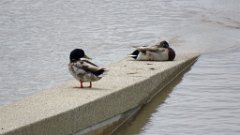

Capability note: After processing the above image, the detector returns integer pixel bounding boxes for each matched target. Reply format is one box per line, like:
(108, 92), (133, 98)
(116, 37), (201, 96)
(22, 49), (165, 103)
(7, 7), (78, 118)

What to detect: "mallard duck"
(68, 49), (105, 88)
(130, 40), (175, 61)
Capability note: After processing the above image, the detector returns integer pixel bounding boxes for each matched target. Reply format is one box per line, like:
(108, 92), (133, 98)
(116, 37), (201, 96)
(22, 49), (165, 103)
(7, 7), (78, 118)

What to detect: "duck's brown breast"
(168, 48), (176, 61)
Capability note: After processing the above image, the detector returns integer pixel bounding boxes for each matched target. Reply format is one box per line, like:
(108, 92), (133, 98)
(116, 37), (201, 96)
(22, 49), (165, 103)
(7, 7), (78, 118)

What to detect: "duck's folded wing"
(82, 59), (98, 67)
(80, 60), (102, 72)
(137, 46), (161, 52)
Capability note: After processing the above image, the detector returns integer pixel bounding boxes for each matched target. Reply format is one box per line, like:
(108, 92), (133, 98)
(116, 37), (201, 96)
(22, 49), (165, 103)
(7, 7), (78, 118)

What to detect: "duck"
(129, 40), (175, 61)
(68, 49), (106, 88)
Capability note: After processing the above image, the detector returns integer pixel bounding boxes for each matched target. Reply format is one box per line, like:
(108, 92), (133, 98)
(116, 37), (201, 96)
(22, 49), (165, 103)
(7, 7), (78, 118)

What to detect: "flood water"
(0, 0), (240, 134)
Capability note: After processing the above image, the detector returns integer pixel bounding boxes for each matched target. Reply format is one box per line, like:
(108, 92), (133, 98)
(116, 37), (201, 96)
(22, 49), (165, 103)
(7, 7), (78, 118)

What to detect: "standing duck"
(130, 40), (176, 61)
(68, 49), (106, 88)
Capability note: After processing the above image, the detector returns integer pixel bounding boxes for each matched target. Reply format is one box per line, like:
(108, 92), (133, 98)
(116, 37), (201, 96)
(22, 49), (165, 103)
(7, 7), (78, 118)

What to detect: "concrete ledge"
(0, 54), (199, 135)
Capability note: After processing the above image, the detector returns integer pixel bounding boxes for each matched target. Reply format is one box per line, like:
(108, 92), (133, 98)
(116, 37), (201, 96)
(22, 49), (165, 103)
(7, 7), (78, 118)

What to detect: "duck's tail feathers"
(128, 54), (137, 59)
(92, 68), (107, 76)
(129, 50), (139, 59)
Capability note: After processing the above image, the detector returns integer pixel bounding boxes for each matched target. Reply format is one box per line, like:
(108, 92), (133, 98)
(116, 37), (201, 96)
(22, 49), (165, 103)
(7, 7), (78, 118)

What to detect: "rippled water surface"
(0, 0), (240, 134)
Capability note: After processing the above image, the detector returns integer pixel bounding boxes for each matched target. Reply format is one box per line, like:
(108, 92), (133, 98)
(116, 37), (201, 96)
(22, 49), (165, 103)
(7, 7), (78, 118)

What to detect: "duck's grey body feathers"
(69, 60), (102, 82)
(136, 46), (169, 61)
(130, 40), (175, 61)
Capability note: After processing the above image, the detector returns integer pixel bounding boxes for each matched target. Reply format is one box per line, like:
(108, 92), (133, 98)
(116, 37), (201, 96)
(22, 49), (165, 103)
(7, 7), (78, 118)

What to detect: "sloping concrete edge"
(0, 54), (199, 135)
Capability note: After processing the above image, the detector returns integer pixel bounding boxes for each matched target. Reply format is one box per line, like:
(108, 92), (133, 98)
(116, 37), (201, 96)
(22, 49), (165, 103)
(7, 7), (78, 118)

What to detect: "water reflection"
(114, 64), (195, 135)
(136, 49), (240, 135)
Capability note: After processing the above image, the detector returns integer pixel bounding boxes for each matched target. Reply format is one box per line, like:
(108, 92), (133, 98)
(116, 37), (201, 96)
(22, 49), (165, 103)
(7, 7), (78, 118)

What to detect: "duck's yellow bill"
(83, 54), (92, 60)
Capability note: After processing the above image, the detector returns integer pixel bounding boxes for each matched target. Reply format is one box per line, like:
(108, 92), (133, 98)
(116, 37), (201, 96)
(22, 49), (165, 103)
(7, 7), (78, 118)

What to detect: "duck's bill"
(83, 54), (92, 60)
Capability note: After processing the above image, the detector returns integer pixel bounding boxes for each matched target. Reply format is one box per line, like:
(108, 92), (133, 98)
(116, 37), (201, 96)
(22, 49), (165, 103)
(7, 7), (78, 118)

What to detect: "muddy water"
(0, 0), (240, 134)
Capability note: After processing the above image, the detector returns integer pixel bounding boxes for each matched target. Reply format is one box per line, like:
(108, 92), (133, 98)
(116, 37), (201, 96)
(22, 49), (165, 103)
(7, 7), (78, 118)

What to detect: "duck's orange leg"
(80, 81), (84, 88)
(89, 81), (92, 88)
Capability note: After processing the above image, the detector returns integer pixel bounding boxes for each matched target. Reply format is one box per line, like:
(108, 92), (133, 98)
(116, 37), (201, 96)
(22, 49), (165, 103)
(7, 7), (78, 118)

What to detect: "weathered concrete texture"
(0, 54), (199, 135)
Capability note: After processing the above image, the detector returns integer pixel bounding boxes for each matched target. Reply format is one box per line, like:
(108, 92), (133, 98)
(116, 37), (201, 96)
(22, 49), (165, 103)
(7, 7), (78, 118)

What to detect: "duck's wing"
(81, 59), (99, 67)
(80, 60), (102, 72)
(137, 46), (164, 53)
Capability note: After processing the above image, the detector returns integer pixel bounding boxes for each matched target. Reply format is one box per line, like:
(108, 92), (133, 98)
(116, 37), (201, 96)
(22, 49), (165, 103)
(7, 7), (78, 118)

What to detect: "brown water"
(0, 0), (240, 134)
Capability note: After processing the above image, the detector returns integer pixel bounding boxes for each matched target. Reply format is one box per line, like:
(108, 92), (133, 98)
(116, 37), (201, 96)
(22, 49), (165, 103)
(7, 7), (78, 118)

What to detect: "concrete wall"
(0, 54), (199, 135)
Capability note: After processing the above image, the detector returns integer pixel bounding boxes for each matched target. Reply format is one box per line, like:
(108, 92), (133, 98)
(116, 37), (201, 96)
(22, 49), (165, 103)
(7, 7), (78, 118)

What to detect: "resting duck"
(68, 49), (106, 88)
(130, 40), (175, 61)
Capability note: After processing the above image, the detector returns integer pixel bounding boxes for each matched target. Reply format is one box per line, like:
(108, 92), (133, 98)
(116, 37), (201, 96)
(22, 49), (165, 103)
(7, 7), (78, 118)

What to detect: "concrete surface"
(0, 54), (199, 135)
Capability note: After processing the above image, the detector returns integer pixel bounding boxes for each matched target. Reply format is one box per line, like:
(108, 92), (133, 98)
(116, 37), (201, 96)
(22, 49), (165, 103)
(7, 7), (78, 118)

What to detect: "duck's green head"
(70, 48), (91, 62)
(159, 40), (169, 48)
